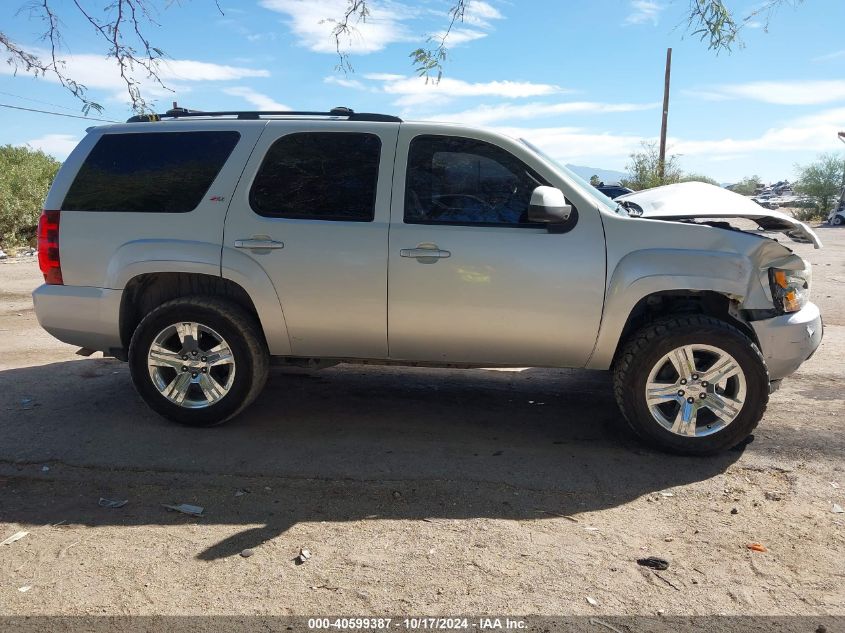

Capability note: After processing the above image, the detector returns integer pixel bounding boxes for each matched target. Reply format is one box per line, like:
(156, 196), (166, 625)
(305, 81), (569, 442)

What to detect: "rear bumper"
(32, 284), (123, 353)
(751, 302), (823, 380)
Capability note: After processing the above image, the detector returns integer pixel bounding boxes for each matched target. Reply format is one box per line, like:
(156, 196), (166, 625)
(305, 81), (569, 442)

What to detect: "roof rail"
(126, 106), (401, 123)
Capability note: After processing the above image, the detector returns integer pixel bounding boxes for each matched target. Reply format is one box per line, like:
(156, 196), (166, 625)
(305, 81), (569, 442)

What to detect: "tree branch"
(686, 0), (802, 53)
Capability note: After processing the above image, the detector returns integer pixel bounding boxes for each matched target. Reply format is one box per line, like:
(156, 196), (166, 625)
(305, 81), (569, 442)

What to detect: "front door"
(387, 129), (606, 367)
(224, 121), (398, 358)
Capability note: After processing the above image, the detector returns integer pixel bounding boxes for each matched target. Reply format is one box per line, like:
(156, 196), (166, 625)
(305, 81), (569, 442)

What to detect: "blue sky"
(1, 0), (844, 182)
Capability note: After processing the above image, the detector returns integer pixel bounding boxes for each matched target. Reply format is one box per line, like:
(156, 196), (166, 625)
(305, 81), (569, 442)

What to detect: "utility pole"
(658, 48), (672, 183)
(838, 132), (845, 210)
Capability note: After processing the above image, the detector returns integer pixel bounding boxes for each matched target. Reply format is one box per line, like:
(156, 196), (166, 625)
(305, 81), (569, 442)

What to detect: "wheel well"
(119, 273), (261, 354)
(612, 291), (758, 366)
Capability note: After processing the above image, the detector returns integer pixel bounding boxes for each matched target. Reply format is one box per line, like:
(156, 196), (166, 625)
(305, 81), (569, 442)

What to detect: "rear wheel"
(613, 315), (769, 455)
(129, 296), (269, 426)
(832, 215), (843, 226)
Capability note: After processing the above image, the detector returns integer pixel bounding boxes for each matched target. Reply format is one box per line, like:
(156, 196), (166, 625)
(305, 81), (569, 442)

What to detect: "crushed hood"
(617, 182), (822, 249)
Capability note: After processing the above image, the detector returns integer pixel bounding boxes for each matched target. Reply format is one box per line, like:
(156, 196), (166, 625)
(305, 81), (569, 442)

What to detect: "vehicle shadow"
(0, 358), (755, 560)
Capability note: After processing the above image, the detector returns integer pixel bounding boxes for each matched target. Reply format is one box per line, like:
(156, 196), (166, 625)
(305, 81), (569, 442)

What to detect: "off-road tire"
(129, 296), (269, 427)
(613, 315), (769, 455)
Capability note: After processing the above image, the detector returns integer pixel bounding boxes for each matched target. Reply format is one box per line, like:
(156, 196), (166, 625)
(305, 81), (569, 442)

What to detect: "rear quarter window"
(62, 131), (240, 213)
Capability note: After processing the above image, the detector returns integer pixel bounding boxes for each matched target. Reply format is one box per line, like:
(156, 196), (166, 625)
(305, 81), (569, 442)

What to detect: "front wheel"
(613, 315), (769, 455)
(832, 215), (844, 226)
(129, 296), (269, 427)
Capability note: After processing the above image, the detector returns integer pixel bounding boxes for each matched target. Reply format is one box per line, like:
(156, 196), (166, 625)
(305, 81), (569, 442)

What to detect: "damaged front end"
(617, 182), (822, 248)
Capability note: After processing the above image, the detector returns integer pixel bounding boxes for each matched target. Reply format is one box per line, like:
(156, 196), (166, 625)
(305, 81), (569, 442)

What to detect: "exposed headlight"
(769, 267), (811, 313)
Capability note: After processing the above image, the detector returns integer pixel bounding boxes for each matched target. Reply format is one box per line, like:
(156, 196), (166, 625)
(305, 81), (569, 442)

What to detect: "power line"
(0, 90), (85, 114)
(0, 102), (119, 123)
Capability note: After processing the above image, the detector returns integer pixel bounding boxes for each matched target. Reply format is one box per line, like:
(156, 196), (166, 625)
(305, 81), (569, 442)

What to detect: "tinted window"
(250, 132), (381, 221)
(63, 131), (240, 213)
(405, 135), (546, 226)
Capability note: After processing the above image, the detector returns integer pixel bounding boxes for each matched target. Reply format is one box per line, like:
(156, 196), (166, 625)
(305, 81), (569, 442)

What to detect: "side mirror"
(528, 186), (572, 225)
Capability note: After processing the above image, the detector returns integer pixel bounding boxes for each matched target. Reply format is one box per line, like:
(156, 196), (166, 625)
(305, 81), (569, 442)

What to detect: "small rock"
(392, 490), (402, 499)
(637, 556), (669, 570)
(41, 465), (49, 472)
(240, 548), (254, 558)
(98, 498), (128, 509)
(747, 542), (767, 552)
(18, 586), (31, 593)
(162, 503), (203, 516)
(586, 596), (598, 606)
(295, 547), (312, 565)
(816, 625), (827, 633)
(664, 537), (674, 542)
(234, 488), (249, 497)
(765, 491), (784, 501)
(730, 508), (738, 515)
(657, 609), (665, 616)
(832, 504), (844, 514)
(1, 531), (29, 546)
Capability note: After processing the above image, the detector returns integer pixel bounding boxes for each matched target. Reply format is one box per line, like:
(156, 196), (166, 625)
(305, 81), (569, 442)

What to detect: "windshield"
(520, 138), (624, 215)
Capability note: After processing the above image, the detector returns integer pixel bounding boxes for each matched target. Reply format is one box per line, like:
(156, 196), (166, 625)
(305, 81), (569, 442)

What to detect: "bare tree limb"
(1, 0), (227, 113)
(322, 0), (370, 74)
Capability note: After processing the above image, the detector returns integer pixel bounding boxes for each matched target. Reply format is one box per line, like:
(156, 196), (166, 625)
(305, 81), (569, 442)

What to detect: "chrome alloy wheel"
(644, 344), (747, 438)
(147, 322), (236, 409)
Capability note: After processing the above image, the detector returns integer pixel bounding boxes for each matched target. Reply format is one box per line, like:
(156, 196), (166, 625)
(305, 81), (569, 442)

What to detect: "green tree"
(794, 153), (845, 215)
(729, 176), (761, 196)
(620, 141), (683, 190)
(680, 173), (720, 186)
(589, 175), (601, 186)
(0, 145), (61, 248)
(0, 0), (806, 113)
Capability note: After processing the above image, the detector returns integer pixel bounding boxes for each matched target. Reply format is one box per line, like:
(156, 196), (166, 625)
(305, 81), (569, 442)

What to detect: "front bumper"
(32, 284), (123, 353)
(751, 301), (823, 380)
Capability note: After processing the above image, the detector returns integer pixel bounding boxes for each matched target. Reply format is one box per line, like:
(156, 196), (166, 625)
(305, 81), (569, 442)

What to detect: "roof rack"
(126, 106), (401, 123)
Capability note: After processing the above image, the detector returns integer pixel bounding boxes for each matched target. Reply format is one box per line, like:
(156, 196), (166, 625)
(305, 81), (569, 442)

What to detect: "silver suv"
(33, 107), (823, 454)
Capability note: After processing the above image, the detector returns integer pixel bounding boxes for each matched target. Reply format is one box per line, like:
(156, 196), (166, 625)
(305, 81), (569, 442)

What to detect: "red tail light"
(37, 210), (63, 285)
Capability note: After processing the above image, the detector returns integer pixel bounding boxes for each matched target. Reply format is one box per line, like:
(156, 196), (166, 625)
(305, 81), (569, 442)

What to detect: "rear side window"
(62, 131), (240, 213)
(249, 132), (381, 221)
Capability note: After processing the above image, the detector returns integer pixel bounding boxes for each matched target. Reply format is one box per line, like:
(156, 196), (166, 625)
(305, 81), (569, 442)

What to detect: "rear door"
(224, 121), (398, 358)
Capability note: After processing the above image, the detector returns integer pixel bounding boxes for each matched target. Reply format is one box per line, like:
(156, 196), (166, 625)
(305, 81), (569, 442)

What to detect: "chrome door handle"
(234, 238), (284, 250)
(400, 247), (451, 259)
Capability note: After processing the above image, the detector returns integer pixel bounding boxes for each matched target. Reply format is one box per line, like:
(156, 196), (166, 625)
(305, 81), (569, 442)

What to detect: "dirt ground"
(0, 225), (843, 620)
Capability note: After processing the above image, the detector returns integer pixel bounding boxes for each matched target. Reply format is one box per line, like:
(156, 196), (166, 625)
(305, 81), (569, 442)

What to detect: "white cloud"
(673, 107), (845, 155)
(473, 105), (845, 172)
(364, 73), (565, 107)
(431, 28), (488, 46)
(259, 0), (415, 54)
(431, 101), (659, 125)
(22, 134), (79, 160)
(462, 0), (503, 27)
(157, 59), (270, 82)
(260, 0), (502, 57)
(494, 126), (646, 167)
(323, 76), (368, 90)
(625, 1), (664, 25)
(0, 50), (269, 93)
(687, 80), (845, 106)
(222, 87), (291, 110)
(813, 49), (845, 63)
